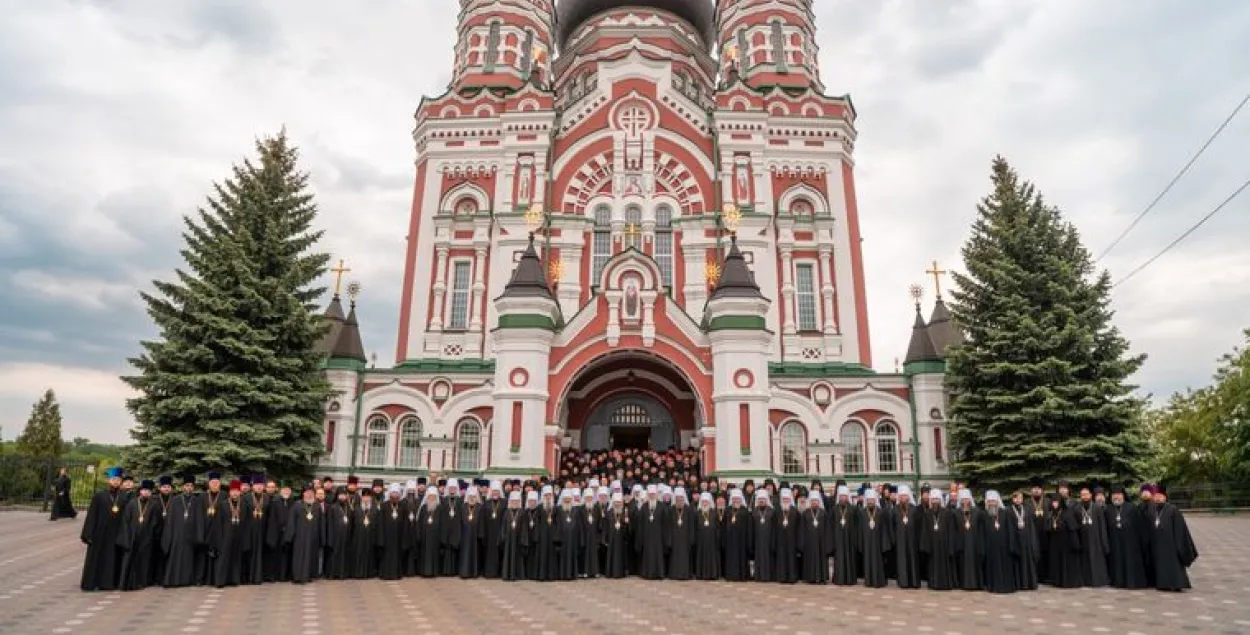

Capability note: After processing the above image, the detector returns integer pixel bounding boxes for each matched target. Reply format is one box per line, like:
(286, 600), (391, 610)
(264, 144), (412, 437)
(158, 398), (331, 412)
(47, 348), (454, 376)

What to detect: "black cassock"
(80, 488), (125, 591)
(694, 509), (721, 580)
(526, 507), (556, 581)
(350, 504), (381, 579)
(401, 499), (422, 576)
(982, 508), (1018, 593)
(751, 507), (776, 582)
(324, 502), (354, 580)
(1074, 502), (1110, 587)
(161, 493), (201, 587)
(377, 500), (407, 580)
(264, 496), (294, 582)
(195, 491), (225, 585)
(481, 498), (506, 578)
(458, 504), (487, 578)
(414, 504), (446, 577)
(241, 493), (268, 584)
(1051, 500), (1085, 588)
(51, 474), (77, 520)
(207, 497), (248, 588)
(857, 505), (893, 587)
(499, 507), (529, 581)
(830, 503), (859, 585)
(1104, 502), (1148, 589)
(116, 496), (160, 590)
(633, 504), (667, 580)
(773, 506), (800, 583)
(553, 506), (584, 580)
(920, 505), (958, 590)
(285, 501), (324, 584)
(721, 507), (751, 581)
(1009, 504), (1040, 590)
(664, 504), (695, 580)
(892, 503), (924, 588)
(798, 507), (831, 584)
(953, 506), (984, 591)
(152, 494), (173, 583)
(582, 503), (604, 577)
(1024, 497), (1049, 583)
(603, 507), (632, 579)
(440, 500), (464, 576)
(1150, 503), (1198, 591)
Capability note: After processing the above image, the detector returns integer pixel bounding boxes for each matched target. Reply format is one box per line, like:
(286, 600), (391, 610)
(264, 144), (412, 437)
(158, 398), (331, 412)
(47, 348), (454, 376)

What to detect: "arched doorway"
(583, 394), (675, 451)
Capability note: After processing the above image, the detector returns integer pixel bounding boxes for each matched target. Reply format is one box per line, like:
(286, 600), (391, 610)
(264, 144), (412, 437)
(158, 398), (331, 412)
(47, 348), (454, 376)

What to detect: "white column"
(780, 248), (796, 334)
(469, 246), (487, 331)
(820, 248), (836, 333)
(430, 246), (449, 331)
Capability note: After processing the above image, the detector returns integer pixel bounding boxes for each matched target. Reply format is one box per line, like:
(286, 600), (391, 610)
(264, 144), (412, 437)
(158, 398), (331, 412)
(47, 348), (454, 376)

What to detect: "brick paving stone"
(2, 511), (1249, 634)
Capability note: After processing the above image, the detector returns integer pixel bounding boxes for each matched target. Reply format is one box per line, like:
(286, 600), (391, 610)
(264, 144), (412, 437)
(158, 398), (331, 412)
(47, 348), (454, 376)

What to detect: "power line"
(1096, 91), (1250, 262)
(1112, 175), (1250, 289)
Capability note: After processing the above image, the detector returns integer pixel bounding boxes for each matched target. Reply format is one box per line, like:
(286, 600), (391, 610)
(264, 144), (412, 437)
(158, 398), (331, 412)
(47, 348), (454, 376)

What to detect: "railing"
(0, 456), (101, 512)
(1165, 482), (1250, 513)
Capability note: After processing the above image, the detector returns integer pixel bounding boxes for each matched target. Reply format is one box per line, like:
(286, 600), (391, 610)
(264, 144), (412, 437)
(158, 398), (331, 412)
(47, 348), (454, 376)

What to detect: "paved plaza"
(1, 512), (1248, 635)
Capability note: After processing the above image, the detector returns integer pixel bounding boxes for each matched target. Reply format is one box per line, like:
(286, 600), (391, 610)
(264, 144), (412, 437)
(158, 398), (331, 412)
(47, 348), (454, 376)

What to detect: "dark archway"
(563, 351), (699, 451)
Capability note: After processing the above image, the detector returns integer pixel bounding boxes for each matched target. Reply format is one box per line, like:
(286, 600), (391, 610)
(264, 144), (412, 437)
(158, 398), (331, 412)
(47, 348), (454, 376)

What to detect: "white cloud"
(9, 269), (136, 311)
(0, 362), (136, 444)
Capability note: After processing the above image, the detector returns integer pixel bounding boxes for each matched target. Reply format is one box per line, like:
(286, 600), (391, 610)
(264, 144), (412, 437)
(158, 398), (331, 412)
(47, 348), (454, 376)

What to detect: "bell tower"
(453, 0), (556, 91)
(716, 0), (821, 91)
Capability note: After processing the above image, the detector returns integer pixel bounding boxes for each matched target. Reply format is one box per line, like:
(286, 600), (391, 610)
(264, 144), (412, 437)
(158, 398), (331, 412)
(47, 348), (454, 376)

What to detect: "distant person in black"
(1149, 485), (1198, 591)
(80, 467), (126, 591)
(50, 467), (77, 520)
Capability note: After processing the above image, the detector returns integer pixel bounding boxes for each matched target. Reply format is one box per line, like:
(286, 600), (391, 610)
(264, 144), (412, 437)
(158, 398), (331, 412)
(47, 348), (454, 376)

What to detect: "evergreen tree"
(15, 389), (65, 459)
(123, 131), (332, 480)
(946, 157), (1147, 489)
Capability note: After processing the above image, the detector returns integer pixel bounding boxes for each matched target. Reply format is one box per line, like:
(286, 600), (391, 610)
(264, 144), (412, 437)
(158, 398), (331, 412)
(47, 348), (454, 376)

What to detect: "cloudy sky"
(1, 0), (1247, 444)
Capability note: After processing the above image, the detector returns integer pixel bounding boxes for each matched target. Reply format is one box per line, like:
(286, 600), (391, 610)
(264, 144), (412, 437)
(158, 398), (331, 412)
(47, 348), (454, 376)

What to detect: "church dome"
(555, 0), (716, 51)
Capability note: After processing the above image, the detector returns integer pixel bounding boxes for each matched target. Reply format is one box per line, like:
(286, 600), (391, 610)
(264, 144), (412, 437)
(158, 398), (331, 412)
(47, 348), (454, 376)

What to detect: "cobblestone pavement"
(2, 512), (1249, 635)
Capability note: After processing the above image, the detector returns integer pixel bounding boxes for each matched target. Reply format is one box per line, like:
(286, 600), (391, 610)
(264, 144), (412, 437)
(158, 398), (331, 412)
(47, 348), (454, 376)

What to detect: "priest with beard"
(240, 475), (268, 584)
(1009, 490), (1040, 590)
(161, 475), (201, 588)
(1149, 485), (1198, 591)
(892, 485), (924, 589)
(528, 486), (557, 581)
(80, 466), (126, 591)
(666, 487), (696, 580)
(151, 476), (175, 583)
(604, 492), (633, 579)
(263, 482), (294, 582)
(482, 481), (506, 578)
(721, 489), (752, 581)
(350, 489), (380, 579)
(750, 490), (776, 582)
(324, 489), (354, 580)
(773, 488), (800, 583)
(285, 485), (324, 584)
(196, 471), (225, 585)
(116, 479), (160, 591)
(414, 489), (446, 578)
(582, 485), (605, 578)
(402, 481), (422, 576)
(1105, 486), (1148, 589)
(798, 490), (831, 584)
(981, 490), (1018, 593)
(633, 485), (667, 580)
(552, 489), (584, 580)
(440, 480), (464, 576)
(920, 492), (957, 590)
(1022, 481), (1048, 584)
(1074, 486), (1110, 587)
(208, 479), (248, 588)
(693, 492), (721, 580)
(457, 488), (487, 578)
(953, 489), (984, 591)
(377, 484), (407, 581)
(500, 491), (529, 581)
(858, 489), (893, 587)
(830, 485), (859, 586)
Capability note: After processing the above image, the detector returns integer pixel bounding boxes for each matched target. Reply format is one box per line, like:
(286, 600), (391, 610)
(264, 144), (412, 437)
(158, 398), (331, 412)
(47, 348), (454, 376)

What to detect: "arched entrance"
(559, 351), (700, 452)
(583, 394), (675, 451)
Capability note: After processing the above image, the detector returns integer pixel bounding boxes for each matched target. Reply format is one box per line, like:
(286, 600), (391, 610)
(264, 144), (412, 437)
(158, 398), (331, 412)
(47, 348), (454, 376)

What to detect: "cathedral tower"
(453, 0), (556, 91)
(716, 0), (820, 91)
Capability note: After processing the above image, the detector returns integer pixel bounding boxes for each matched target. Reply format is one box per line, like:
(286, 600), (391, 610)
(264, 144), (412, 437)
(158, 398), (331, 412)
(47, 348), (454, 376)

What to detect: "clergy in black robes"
(378, 486), (408, 580)
(953, 490), (984, 591)
(582, 490), (605, 578)
(116, 480), (160, 591)
(264, 487), (294, 582)
(892, 485), (924, 589)
(529, 488), (558, 580)
(415, 490), (447, 577)
(285, 487), (325, 584)
(750, 490), (776, 582)
(830, 486), (859, 586)
(721, 489), (752, 581)
(482, 482), (507, 578)
(241, 483), (268, 584)
(350, 492), (381, 579)
(208, 480), (249, 588)
(458, 490), (487, 578)
(1009, 491), (1040, 591)
(80, 467), (126, 591)
(603, 494), (632, 578)
(633, 487), (667, 580)
(773, 489), (800, 583)
(552, 491), (584, 580)
(665, 488), (696, 580)
(500, 492), (529, 581)
(798, 491), (831, 584)
(152, 477), (175, 584)
(981, 491), (1018, 593)
(162, 480), (201, 588)
(920, 495), (957, 590)
(1074, 488), (1110, 587)
(693, 493), (721, 580)
(196, 474), (225, 586)
(1023, 485), (1049, 583)
(857, 490), (893, 587)
(440, 484), (465, 576)
(1048, 495), (1084, 588)
(402, 485), (423, 576)
(1149, 487), (1198, 591)
(324, 492), (354, 580)
(51, 468), (77, 520)
(1104, 486), (1148, 589)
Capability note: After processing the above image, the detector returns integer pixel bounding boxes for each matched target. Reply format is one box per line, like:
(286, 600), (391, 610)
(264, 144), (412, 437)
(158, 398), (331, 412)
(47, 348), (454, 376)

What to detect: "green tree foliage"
(15, 389), (64, 459)
(123, 131), (332, 481)
(946, 157), (1147, 490)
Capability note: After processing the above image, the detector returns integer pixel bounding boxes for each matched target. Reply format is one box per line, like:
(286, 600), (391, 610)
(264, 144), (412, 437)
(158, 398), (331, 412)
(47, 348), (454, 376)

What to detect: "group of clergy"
(78, 467), (1199, 595)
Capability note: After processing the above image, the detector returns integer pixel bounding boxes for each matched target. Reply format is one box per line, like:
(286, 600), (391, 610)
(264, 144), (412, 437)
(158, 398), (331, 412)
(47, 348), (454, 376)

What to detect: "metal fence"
(1165, 482), (1250, 513)
(0, 456), (101, 512)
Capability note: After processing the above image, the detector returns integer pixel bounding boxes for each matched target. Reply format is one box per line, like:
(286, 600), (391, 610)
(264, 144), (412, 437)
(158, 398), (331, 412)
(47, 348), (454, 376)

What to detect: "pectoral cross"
(331, 259), (351, 297)
(624, 223), (640, 249)
(925, 260), (947, 299)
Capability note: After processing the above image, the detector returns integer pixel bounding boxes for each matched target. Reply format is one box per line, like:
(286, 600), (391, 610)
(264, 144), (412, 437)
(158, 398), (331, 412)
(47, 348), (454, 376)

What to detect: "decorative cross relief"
(616, 104), (652, 171)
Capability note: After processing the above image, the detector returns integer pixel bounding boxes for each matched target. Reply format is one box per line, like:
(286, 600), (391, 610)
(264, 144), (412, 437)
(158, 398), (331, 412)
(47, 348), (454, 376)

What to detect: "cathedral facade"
(317, 0), (957, 485)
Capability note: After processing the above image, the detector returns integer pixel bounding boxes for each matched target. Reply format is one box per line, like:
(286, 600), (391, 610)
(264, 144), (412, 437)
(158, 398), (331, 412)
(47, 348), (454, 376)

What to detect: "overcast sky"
(1, 0), (1247, 444)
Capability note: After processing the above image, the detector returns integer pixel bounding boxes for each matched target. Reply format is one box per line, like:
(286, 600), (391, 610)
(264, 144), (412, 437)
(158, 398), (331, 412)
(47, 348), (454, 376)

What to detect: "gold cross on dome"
(925, 260), (947, 299)
(330, 259), (351, 297)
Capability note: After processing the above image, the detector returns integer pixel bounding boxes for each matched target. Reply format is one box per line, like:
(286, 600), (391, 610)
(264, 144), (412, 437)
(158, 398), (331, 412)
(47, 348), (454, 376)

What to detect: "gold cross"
(624, 223), (640, 247)
(925, 260), (947, 299)
(330, 259), (351, 297)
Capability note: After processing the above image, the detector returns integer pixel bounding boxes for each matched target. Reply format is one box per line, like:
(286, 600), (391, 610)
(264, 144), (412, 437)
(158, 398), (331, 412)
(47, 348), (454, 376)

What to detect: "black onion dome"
(556, 0), (716, 51)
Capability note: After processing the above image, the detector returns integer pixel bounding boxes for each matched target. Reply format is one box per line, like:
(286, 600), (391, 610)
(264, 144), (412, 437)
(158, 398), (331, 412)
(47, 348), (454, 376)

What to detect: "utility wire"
(1112, 175), (1250, 288)
(1096, 91), (1250, 262)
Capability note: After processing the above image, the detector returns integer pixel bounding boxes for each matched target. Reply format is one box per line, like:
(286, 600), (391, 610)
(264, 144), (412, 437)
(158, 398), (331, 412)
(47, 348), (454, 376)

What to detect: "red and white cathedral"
(316, 0), (958, 485)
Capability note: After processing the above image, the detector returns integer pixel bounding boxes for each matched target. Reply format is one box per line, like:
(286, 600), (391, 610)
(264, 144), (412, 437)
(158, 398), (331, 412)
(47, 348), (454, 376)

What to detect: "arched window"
(456, 419), (482, 472)
(365, 416), (389, 467)
(611, 402), (651, 426)
(841, 422), (866, 474)
(779, 422), (806, 475)
(875, 422), (899, 473)
(397, 416), (423, 468)
(655, 205), (674, 287)
(791, 199), (813, 217)
(592, 205), (611, 281)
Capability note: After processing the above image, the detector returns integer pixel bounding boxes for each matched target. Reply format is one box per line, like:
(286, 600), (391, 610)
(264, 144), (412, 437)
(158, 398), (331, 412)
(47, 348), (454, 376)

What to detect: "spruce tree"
(15, 389), (65, 459)
(946, 157), (1147, 490)
(123, 132), (333, 480)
